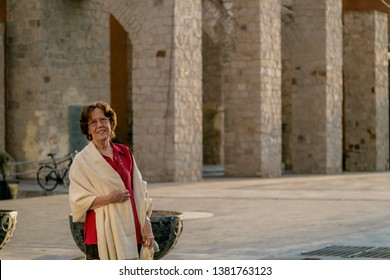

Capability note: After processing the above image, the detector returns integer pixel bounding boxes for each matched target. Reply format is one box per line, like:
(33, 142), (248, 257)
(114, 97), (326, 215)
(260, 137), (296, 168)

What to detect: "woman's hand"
(142, 219), (154, 248)
(109, 189), (130, 203)
(89, 189), (129, 210)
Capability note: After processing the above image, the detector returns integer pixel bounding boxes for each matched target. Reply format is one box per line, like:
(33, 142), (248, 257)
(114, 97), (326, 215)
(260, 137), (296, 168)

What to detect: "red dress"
(83, 143), (142, 245)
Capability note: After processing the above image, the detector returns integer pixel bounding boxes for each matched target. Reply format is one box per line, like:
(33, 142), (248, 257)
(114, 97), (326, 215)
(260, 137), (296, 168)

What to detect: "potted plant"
(0, 152), (11, 200)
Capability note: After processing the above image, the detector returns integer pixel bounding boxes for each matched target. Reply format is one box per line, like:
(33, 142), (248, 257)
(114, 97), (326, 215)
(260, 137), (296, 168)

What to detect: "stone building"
(0, 0), (389, 182)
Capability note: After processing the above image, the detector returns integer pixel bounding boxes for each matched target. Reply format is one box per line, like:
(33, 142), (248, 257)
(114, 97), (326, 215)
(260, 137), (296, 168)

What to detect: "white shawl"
(69, 141), (153, 260)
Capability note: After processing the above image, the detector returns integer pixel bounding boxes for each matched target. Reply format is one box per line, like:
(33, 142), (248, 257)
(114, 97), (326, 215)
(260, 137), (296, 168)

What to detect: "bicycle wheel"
(37, 165), (59, 191)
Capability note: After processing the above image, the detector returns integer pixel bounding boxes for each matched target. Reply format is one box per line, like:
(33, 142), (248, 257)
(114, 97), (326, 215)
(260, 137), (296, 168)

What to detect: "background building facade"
(0, 0), (389, 182)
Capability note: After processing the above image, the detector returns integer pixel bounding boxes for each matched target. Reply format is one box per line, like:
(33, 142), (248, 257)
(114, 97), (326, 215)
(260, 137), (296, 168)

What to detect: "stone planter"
(69, 210), (183, 260)
(0, 210), (18, 250)
(151, 210), (183, 260)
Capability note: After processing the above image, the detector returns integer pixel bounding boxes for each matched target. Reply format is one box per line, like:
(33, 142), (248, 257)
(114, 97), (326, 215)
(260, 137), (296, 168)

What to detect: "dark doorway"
(110, 15), (133, 147)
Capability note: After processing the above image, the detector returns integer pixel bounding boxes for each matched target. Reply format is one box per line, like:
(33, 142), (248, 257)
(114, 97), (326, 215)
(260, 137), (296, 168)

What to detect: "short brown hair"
(79, 101), (117, 141)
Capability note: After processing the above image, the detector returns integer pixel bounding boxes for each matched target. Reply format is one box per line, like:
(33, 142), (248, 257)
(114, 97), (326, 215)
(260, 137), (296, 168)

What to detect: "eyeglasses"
(88, 117), (110, 127)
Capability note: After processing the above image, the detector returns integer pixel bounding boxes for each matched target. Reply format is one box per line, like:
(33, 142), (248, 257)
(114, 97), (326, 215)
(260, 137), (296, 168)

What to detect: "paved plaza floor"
(1, 171), (390, 260)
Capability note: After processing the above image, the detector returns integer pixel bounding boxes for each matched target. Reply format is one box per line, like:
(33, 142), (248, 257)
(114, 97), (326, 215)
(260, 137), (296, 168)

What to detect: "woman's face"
(88, 108), (112, 143)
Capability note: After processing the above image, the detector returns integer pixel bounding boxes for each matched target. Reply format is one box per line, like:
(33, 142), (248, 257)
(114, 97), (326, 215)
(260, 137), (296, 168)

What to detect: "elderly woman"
(69, 101), (154, 260)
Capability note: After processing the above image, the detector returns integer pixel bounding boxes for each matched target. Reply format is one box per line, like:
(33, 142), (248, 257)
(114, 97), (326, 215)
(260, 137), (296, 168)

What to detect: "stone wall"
(343, 0), (390, 39)
(5, 0), (203, 182)
(108, 0), (179, 181)
(104, 0), (202, 182)
(6, 0), (110, 162)
(2, 0), (390, 182)
(343, 11), (389, 170)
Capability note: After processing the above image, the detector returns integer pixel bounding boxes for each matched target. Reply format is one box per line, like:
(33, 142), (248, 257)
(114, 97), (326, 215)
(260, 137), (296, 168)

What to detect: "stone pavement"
(1, 171), (390, 260)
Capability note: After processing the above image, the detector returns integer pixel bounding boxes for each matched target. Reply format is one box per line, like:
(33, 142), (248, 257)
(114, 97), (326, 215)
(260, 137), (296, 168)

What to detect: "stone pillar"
(291, 0), (343, 173)
(343, 11), (389, 171)
(0, 23), (4, 152)
(223, 0), (282, 177)
(172, 0), (202, 181)
(132, 0), (202, 182)
(281, 7), (295, 171)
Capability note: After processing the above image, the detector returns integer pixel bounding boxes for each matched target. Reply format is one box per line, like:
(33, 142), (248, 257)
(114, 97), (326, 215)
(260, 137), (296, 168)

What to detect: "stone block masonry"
(343, 11), (389, 171)
(0, 23), (4, 152)
(2, 0), (390, 182)
(5, 0), (203, 182)
(127, 0), (203, 182)
(291, 0), (343, 174)
(6, 0), (110, 163)
(223, 0), (282, 177)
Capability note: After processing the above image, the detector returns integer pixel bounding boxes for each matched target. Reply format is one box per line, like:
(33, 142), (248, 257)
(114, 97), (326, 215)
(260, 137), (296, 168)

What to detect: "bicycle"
(36, 152), (76, 191)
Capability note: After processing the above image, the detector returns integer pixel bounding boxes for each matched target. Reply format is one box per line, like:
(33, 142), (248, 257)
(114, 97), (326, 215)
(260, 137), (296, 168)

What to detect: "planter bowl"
(69, 210), (183, 260)
(150, 210), (183, 259)
(0, 210), (18, 250)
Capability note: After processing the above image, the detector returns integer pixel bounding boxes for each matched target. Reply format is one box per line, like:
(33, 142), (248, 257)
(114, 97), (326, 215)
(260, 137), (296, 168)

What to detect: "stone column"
(291, 0), (343, 173)
(132, 0), (203, 182)
(0, 23), (4, 152)
(223, 0), (282, 177)
(343, 11), (389, 171)
(172, 0), (203, 181)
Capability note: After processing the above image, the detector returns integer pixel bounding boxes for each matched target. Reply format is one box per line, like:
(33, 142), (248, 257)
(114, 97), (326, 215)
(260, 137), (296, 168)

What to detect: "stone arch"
(202, 0), (237, 60)
(98, 0), (165, 150)
(96, 0), (204, 182)
(102, 0), (238, 177)
(96, 0), (177, 180)
(201, 0), (237, 169)
(97, 0), (155, 46)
